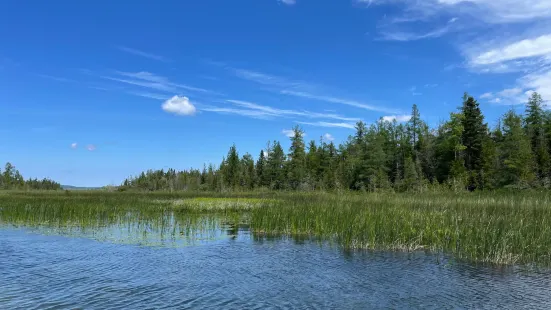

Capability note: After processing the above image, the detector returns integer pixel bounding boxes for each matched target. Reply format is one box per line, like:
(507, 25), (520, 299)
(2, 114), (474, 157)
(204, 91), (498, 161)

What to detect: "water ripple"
(1, 225), (551, 309)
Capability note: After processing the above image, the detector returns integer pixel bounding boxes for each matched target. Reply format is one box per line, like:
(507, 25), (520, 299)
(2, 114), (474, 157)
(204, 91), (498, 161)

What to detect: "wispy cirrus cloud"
(201, 99), (360, 122)
(221, 65), (400, 114)
(362, 1), (551, 104)
(470, 34), (551, 102)
(35, 73), (76, 83)
(362, 0), (551, 45)
(117, 46), (168, 62)
(469, 34), (551, 66)
(361, 0), (551, 25)
(296, 121), (356, 129)
(280, 90), (399, 114)
(102, 71), (211, 95)
(130, 92), (170, 100)
(279, 0), (296, 5)
(378, 23), (456, 41)
(233, 68), (306, 90)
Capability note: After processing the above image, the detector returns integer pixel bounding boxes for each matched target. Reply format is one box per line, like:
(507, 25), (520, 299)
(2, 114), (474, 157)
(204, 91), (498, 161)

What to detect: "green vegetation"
(119, 92), (551, 193)
(0, 162), (61, 190)
(2, 190), (551, 266)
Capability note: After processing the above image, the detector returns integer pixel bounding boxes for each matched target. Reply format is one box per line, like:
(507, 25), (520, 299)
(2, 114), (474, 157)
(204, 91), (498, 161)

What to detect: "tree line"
(0, 162), (62, 190)
(121, 92), (551, 192)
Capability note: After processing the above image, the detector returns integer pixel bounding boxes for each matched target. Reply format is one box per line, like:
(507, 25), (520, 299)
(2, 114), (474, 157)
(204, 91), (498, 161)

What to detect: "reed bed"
(1, 190), (551, 265)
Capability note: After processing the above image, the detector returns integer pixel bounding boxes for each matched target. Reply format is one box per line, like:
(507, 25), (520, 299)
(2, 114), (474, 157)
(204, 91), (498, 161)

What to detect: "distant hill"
(61, 185), (102, 190)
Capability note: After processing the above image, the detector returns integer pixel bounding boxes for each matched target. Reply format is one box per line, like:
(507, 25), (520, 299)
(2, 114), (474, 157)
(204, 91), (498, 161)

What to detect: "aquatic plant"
(2, 190), (551, 265)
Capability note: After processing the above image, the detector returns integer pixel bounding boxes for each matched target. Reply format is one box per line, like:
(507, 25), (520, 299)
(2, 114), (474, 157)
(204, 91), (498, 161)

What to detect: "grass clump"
(250, 192), (551, 265)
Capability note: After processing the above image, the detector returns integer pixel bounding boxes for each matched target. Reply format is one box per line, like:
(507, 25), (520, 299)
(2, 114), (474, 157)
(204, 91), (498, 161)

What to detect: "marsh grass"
(2, 190), (551, 265)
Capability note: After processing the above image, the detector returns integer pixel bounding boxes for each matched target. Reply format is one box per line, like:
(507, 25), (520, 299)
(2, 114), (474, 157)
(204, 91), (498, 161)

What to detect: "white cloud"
(117, 46), (168, 62)
(233, 68), (304, 89)
(225, 99), (359, 121)
(471, 34), (551, 66)
(162, 96), (197, 116)
(227, 67), (400, 114)
(382, 115), (412, 122)
(425, 83), (439, 88)
(379, 24), (453, 41)
(323, 133), (335, 141)
(282, 129), (295, 137)
(480, 92), (494, 99)
(521, 68), (551, 100)
(104, 71), (210, 94)
(202, 99), (359, 122)
(87, 144), (96, 151)
(297, 121), (356, 129)
(200, 107), (273, 119)
(281, 90), (399, 114)
(497, 87), (523, 97)
(365, 0), (551, 24)
(70, 143), (77, 149)
(279, 0), (296, 5)
(364, 0), (551, 48)
(129, 92), (169, 100)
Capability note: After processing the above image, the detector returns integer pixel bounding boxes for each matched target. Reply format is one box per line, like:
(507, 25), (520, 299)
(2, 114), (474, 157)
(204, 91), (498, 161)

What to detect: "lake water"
(1, 216), (551, 309)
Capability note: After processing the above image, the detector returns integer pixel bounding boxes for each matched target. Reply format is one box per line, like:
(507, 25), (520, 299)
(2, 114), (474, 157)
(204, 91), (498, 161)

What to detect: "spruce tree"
(267, 141), (286, 189)
(499, 110), (535, 187)
(306, 140), (320, 188)
(224, 144), (240, 189)
(256, 149), (266, 188)
(525, 92), (550, 180)
(461, 94), (487, 189)
(287, 126), (307, 189)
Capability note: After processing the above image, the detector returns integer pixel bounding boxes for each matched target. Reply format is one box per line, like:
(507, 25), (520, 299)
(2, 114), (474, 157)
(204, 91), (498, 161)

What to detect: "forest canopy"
(121, 92), (551, 192)
(0, 162), (62, 190)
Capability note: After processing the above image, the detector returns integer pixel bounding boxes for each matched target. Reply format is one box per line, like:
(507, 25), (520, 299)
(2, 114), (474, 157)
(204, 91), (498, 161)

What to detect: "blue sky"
(1, 0), (551, 186)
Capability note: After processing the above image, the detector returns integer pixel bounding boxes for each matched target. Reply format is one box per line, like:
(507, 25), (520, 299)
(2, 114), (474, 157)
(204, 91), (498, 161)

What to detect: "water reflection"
(2, 207), (551, 308)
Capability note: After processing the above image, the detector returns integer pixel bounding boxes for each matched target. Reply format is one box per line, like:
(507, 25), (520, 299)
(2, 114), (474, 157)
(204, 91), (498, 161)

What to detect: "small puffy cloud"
(87, 144), (96, 151)
(382, 115), (411, 122)
(323, 133), (335, 141)
(162, 96), (196, 116)
(70, 143), (78, 149)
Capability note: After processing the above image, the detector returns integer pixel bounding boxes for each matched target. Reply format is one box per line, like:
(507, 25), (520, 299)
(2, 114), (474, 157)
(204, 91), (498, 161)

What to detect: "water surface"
(1, 215), (551, 309)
